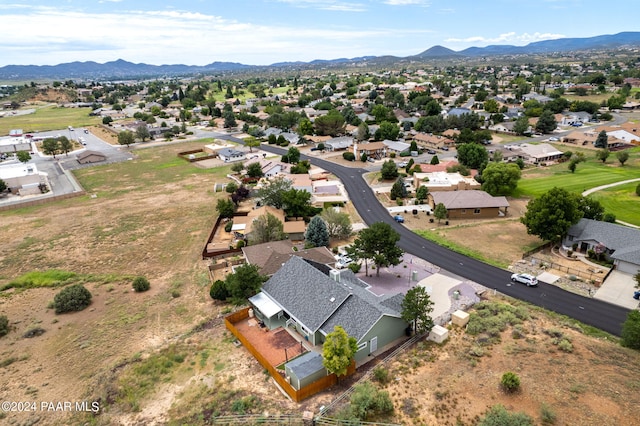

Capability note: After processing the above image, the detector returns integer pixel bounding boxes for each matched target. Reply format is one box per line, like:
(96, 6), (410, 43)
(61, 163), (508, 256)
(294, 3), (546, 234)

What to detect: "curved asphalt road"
(221, 135), (630, 336)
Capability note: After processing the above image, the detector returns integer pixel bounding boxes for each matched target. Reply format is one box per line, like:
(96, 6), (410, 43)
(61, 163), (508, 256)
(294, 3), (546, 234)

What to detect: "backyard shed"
(284, 351), (327, 390)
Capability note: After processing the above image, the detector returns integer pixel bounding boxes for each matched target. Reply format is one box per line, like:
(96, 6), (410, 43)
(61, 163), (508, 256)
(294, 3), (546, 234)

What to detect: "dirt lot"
(0, 142), (638, 425)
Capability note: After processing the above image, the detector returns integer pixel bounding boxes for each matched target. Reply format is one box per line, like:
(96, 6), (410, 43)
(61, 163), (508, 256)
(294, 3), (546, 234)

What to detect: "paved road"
(229, 137), (631, 336)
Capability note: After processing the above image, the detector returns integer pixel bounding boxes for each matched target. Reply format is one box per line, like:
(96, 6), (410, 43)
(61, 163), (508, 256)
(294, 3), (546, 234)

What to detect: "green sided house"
(248, 256), (408, 365)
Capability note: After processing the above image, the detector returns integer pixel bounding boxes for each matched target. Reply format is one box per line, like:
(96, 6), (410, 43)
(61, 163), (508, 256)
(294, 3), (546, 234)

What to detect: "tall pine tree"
(305, 216), (330, 247)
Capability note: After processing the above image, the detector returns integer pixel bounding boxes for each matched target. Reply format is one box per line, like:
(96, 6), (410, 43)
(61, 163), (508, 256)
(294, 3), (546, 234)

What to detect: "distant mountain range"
(1, 32), (639, 81)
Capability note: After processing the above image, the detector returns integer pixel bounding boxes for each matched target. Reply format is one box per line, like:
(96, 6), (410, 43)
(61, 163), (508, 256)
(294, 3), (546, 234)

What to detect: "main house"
(248, 256), (408, 364)
(563, 219), (640, 275)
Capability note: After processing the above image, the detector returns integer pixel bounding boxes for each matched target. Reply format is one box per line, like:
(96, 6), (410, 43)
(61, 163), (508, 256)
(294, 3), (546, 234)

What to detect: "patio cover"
(249, 292), (282, 318)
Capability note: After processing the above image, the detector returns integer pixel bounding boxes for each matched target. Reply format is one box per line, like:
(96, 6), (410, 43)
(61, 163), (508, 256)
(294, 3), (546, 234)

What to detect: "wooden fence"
(177, 149), (217, 163)
(225, 307), (354, 402)
(527, 255), (608, 282)
(202, 214), (244, 259)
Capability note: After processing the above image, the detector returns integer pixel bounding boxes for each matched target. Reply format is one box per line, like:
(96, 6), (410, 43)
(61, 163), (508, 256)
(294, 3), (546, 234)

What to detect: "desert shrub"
(224, 221), (234, 232)
(540, 403), (557, 425)
(236, 240), (245, 249)
(132, 276), (150, 292)
(556, 338), (574, 353)
(210, 280), (229, 301)
(348, 262), (361, 273)
(500, 372), (521, 393)
(342, 152), (356, 161)
(372, 366), (390, 385)
(478, 405), (533, 426)
(53, 284), (92, 314)
(350, 381), (394, 420)
(0, 315), (9, 337)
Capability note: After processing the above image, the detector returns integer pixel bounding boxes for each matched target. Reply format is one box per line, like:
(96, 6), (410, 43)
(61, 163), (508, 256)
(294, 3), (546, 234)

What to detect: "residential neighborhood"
(1, 22), (640, 426)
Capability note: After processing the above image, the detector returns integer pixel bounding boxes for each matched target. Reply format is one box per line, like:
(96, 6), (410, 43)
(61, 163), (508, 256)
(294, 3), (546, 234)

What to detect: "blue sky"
(0, 0), (637, 67)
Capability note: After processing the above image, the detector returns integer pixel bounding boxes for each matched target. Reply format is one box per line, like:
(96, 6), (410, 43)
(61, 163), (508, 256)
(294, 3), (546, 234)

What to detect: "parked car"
(441, 146), (449, 151)
(393, 215), (405, 223)
(426, 149), (436, 155)
(511, 273), (538, 287)
(398, 161), (408, 168)
(367, 157), (375, 163)
(83, 129), (89, 134)
(548, 137), (559, 141)
(336, 255), (353, 269)
(634, 290), (640, 300)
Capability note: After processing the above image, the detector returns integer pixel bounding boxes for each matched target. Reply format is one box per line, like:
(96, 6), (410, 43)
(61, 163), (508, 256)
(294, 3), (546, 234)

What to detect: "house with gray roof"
(217, 147), (246, 163)
(563, 219), (640, 275)
(325, 136), (353, 151)
(249, 256), (408, 364)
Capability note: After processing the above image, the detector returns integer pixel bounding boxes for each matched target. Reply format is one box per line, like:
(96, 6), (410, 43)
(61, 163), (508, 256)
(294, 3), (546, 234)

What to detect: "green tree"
(314, 110), (345, 136)
(102, 116), (113, 125)
(322, 325), (358, 379)
(245, 136), (260, 153)
(477, 405), (534, 426)
(577, 196), (605, 221)
(305, 216), (329, 247)
(53, 284), (92, 314)
(416, 185), (429, 204)
(225, 86), (234, 99)
(216, 198), (236, 218)
(483, 98), (499, 113)
(132, 276), (150, 292)
(621, 310), (640, 350)
(255, 176), (292, 210)
(594, 130), (608, 149)
(298, 118), (314, 136)
(246, 162), (264, 178)
(223, 110), (237, 128)
(374, 121), (400, 141)
(58, 136), (73, 156)
(390, 178), (407, 200)
(430, 155), (439, 165)
(596, 149), (610, 163)
(380, 159), (399, 180)
(224, 264), (267, 304)
(513, 116), (531, 135)
(320, 208), (352, 239)
(42, 137), (60, 158)
(401, 286), (434, 334)
(356, 122), (370, 141)
(520, 187), (582, 243)
(434, 203), (447, 223)
(225, 182), (239, 194)
(281, 188), (315, 217)
(283, 146), (300, 164)
(249, 212), (286, 245)
(616, 151), (630, 166)
(16, 151), (31, 163)
(118, 130), (135, 147)
(0, 178), (6, 193)
(209, 279), (230, 301)
(347, 222), (403, 277)
(360, 152), (368, 162)
(135, 124), (151, 142)
(457, 143), (488, 170)
(535, 110), (557, 134)
(481, 163), (521, 196)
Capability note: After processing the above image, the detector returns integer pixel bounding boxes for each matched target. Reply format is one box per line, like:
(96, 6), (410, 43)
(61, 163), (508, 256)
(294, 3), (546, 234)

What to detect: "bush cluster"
(0, 315), (9, 337)
(500, 371), (521, 393)
(53, 284), (92, 314)
(132, 276), (150, 292)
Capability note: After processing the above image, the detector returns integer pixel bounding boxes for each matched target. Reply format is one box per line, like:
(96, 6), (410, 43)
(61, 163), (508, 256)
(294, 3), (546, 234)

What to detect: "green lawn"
(514, 150), (640, 198)
(588, 182), (640, 226)
(0, 105), (100, 135)
(209, 85), (291, 103)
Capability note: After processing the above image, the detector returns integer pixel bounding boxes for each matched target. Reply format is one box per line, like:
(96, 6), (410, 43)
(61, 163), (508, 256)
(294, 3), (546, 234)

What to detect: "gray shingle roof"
(567, 218), (640, 265)
(286, 351), (324, 380)
(261, 256), (403, 341)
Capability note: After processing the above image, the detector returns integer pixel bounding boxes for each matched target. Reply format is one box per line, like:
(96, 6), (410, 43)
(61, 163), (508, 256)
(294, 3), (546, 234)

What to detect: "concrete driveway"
(594, 270), (639, 310)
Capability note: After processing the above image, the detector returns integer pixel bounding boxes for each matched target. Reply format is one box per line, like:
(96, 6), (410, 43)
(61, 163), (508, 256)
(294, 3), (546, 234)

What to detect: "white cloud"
(0, 7), (430, 66)
(274, 0), (367, 12)
(445, 32), (566, 45)
(383, 0), (430, 5)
